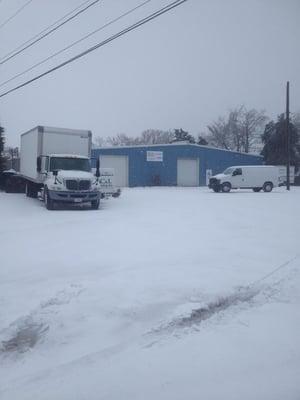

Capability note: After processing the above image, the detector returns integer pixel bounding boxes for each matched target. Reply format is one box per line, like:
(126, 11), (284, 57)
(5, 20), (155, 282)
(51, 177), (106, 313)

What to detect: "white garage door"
(177, 158), (199, 186)
(100, 155), (129, 187)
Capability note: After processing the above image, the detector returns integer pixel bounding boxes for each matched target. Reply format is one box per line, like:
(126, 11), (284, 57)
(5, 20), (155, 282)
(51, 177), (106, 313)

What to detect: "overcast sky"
(0, 0), (299, 147)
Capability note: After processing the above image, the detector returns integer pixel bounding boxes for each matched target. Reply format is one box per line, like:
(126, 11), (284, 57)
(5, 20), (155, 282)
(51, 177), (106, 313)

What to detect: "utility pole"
(286, 81), (290, 191)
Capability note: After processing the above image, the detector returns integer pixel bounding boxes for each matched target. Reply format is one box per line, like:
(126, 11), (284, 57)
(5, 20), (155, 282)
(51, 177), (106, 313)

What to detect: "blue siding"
(92, 144), (262, 187)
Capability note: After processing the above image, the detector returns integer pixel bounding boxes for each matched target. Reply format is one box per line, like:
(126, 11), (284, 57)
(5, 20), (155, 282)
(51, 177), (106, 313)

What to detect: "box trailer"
(20, 126), (101, 209)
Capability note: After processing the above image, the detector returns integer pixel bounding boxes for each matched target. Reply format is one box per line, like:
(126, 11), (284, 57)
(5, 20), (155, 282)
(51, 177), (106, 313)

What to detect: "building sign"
(146, 151), (163, 162)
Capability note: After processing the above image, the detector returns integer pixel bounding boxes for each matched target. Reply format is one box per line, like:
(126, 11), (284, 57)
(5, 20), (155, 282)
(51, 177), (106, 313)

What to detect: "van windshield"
(223, 167), (235, 175)
(50, 157), (91, 172)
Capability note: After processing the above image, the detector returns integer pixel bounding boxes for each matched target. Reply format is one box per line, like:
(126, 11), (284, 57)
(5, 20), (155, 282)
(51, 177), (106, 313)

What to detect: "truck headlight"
(49, 184), (63, 191)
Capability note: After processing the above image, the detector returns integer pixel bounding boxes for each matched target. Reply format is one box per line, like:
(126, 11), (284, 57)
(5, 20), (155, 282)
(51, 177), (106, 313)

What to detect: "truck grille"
(79, 180), (91, 190)
(209, 178), (219, 185)
(65, 179), (91, 191)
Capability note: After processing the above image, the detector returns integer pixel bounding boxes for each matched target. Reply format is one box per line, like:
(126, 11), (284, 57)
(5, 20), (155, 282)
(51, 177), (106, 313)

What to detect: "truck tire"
(91, 199), (100, 210)
(221, 182), (231, 193)
(25, 182), (38, 198)
(263, 182), (273, 192)
(252, 187), (262, 192)
(44, 188), (54, 210)
(25, 182), (31, 197)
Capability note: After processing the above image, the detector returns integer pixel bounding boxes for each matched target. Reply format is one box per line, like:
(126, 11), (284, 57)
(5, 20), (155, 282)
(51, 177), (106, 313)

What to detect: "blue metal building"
(91, 143), (263, 187)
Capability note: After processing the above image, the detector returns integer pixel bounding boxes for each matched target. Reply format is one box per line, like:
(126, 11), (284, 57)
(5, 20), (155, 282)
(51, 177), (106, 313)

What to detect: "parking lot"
(0, 187), (299, 400)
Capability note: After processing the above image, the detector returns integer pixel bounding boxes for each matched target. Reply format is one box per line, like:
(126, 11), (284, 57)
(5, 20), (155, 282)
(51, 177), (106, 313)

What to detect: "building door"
(100, 155), (129, 187)
(177, 158), (199, 186)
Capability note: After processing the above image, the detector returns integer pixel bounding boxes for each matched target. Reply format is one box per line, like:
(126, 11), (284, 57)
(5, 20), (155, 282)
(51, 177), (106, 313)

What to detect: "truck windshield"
(50, 157), (91, 172)
(223, 167), (234, 175)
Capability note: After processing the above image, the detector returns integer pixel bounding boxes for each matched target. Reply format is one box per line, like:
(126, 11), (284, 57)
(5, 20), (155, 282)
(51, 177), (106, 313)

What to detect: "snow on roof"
(92, 142), (262, 157)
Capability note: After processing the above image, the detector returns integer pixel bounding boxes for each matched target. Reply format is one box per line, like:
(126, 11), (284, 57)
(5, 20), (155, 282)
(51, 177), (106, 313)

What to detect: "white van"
(208, 165), (280, 193)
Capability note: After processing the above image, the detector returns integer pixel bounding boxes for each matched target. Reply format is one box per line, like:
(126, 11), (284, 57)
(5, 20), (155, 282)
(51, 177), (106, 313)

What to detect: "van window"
(223, 167), (234, 175)
(233, 168), (242, 176)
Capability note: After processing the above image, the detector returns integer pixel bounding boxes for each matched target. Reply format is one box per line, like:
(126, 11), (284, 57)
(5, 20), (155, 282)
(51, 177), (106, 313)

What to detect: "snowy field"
(0, 187), (300, 400)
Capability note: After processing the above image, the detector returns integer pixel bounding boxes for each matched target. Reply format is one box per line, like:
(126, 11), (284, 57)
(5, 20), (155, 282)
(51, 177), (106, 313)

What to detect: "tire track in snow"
(147, 255), (300, 338)
(0, 284), (84, 355)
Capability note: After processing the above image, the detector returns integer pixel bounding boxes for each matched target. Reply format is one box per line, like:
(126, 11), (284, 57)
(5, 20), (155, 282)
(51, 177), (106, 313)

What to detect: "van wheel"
(252, 187), (262, 192)
(45, 188), (54, 210)
(91, 200), (100, 210)
(221, 182), (231, 193)
(263, 182), (273, 192)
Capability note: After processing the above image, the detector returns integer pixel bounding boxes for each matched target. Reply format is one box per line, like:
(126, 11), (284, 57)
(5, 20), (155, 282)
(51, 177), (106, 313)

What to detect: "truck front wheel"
(25, 183), (31, 197)
(91, 200), (100, 210)
(44, 188), (54, 210)
(25, 182), (38, 198)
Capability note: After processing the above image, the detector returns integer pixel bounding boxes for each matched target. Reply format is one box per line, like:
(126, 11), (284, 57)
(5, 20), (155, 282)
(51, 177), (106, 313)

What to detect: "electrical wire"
(0, 0), (94, 63)
(0, 0), (152, 88)
(0, 0), (101, 65)
(0, 0), (188, 99)
(0, 0), (34, 30)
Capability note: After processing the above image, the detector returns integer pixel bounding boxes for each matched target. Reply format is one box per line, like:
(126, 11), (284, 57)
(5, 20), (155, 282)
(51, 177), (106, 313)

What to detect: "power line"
(0, 0), (34, 30)
(0, 0), (94, 63)
(0, 0), (101, 65)
(0, 0), (189, 99)
(0, 0), (153, 88)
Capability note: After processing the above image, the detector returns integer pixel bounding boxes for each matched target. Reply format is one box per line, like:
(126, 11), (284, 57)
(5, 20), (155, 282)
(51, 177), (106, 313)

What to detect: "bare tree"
(104, 129), (174, 146)
(207, 117), (233, 150)
(241, 108), (268, 153)
(106, 133), (139, 146)
(206, 106), (268, 153)
(139, 129), (173, 145)
(93, 136), (107, 147)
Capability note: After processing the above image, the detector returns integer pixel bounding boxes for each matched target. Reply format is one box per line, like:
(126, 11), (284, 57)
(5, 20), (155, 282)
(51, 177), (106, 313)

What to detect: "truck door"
(231, 168), (243, 188)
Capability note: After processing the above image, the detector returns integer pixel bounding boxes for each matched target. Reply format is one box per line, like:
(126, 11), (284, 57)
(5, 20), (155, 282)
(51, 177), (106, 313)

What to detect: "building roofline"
(92, 142), (262, 157)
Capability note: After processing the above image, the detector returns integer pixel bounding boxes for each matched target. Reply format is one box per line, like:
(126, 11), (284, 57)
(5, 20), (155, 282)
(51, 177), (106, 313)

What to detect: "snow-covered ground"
(0, 187), (299, 400)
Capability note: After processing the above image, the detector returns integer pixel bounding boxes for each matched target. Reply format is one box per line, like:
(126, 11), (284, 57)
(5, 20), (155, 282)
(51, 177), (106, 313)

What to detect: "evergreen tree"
(0, 124), (5, 173)
(261, 114), (300, 166)
(172, 128), (195, 143)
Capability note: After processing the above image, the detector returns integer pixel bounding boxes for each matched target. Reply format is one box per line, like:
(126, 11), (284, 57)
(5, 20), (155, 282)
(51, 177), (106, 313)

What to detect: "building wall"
(92, 144), (263, 187)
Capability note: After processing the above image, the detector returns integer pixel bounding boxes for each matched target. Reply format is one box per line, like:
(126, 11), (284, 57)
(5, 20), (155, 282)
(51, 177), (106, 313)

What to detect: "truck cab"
(37, 154), (101, 209)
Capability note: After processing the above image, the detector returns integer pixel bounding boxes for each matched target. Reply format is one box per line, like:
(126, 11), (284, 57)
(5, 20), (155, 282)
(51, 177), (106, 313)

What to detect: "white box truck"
(20, 126), (101, 209)
(208, 165), (281, 193)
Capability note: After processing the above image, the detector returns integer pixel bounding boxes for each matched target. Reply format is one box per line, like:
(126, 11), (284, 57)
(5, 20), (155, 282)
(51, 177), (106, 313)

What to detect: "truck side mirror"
(95, 159), (100, 178)
(37, 156), (41, 172)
